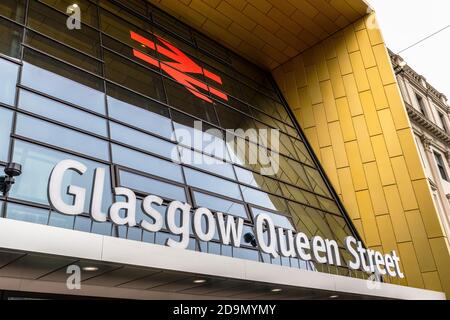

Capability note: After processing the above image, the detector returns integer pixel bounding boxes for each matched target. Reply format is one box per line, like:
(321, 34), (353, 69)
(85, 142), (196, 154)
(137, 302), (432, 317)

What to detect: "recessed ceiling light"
(82, 266), (99, 272)
(329, 295), (339, 299)
(271, 288), (282, 292)
(193, 279), (207, 284)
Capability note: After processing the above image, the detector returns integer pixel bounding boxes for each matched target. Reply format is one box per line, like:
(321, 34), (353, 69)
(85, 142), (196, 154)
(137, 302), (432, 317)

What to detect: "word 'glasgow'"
(48, 160), (404, 278)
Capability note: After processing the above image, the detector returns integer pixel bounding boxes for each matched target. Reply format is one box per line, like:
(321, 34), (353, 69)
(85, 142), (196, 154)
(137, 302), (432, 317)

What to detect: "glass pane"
(107, 83), (172, 139)
(15, 114), (110, 160)
(40, 0), (99, 28)
(235, 166), (282, 196)
(304, 166), (332, 198)
(112, 144), (183, 183)
(0, 107), (13, 162)
(152, 8), (192, 43)
(10, 140), (113, 212)
(119, 170), (186, 202)
(18, 89), (108, 137)
(0, 57), (19, 106)
(171, 111), (230, 161)
(24, 30), (103, 75)
(240, 186), (288, 213)
(193, 191), (248, 219)
(0, 17), (22, 58)
(179, 147), (235, 180)
(184, 167), (242, 200)
(100, 0), (148, 29)
(27, 0), (101, 57)
(110, 122), (177, 160)
(74, 216), (92, 232)
(288, 202), (350, 247)
(99, 10), (158, 71)
(233, 247), (259, 262)
(104, 50), (166, 102)
(21, 49), (105, 114)
(6, 203), (49, 225)
(163, 77), (218, 125)
(49, 211), (74, 229)
(250, 207), (294, 230)
(0, 0), (26, 23)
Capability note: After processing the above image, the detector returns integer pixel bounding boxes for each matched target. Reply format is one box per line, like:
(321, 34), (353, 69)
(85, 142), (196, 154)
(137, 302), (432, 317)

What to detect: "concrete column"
(421, 136), (450, 238)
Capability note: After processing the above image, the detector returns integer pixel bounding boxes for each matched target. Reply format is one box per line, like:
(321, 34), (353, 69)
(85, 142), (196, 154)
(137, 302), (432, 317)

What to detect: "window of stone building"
(437, 111), (448, 133)
(434, 152), (449, 181)
(415, 93), (428, 117)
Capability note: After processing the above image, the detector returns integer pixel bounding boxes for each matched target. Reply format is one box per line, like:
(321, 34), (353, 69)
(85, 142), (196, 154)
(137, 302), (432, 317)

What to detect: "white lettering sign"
(48, 160), (404, 278)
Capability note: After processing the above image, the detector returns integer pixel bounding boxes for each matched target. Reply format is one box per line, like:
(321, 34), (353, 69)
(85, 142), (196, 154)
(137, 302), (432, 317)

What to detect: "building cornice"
(389, 50), (449, 112)
(406, 102), (450, 145)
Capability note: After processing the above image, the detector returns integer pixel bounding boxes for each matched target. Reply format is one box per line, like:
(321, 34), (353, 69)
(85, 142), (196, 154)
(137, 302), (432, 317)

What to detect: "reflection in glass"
(18, 89), (108, 136)
(119, 171), (187, 202)
(21, 49), (105, 114)
(241, 186), (288, 213)
(110, 122), (177, 160)
(48, 211), (74, 230)
(107, 83), (172, 139)
(112, 144), (183, 183)
(0, 17), (22, 58)
(40, 0), (99, 28)
(6, 203), (49, 225)
(250, 207), (294, 230)
(10, 140), (113, 213)
(15, 114), (110, 161)
(0, 108), (13, 162)
(179, 147), (235, 180)
(164, 78), (218, 125)
(0, 57), (19, 106)
(172, 111), (230, 161)
(104, 50), (165, 103)
(0, 0), (26, 23)
(193, 191), (248, 219)
(184, 168), (242, 201)
(24, 30), (103, 75)
(27, 0), (100, 57)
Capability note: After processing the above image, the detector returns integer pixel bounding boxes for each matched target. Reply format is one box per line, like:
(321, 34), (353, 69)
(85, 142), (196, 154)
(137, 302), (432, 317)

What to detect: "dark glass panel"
(0, 17), (22, 58)
(27, 0), (101, 57)
(24, 30), (102, 75)
(151, 8), (192, 43)
(104, 50), (166, 102)
(0, 0), (26, 23)
(39, 0), (99, 28)
(163, 77), (218, 125)
(171, 111), (230, 161)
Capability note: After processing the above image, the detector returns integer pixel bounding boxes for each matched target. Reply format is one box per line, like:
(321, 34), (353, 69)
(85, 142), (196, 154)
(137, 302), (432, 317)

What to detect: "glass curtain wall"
(0, 0), (369, 280)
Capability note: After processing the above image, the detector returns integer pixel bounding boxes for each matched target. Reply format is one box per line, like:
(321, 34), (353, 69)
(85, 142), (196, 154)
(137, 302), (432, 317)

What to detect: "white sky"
(366, 0), (450, 98)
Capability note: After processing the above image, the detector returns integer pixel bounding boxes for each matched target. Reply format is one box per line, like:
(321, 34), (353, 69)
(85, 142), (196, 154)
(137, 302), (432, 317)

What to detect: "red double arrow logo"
(130, 31), (228, 104)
